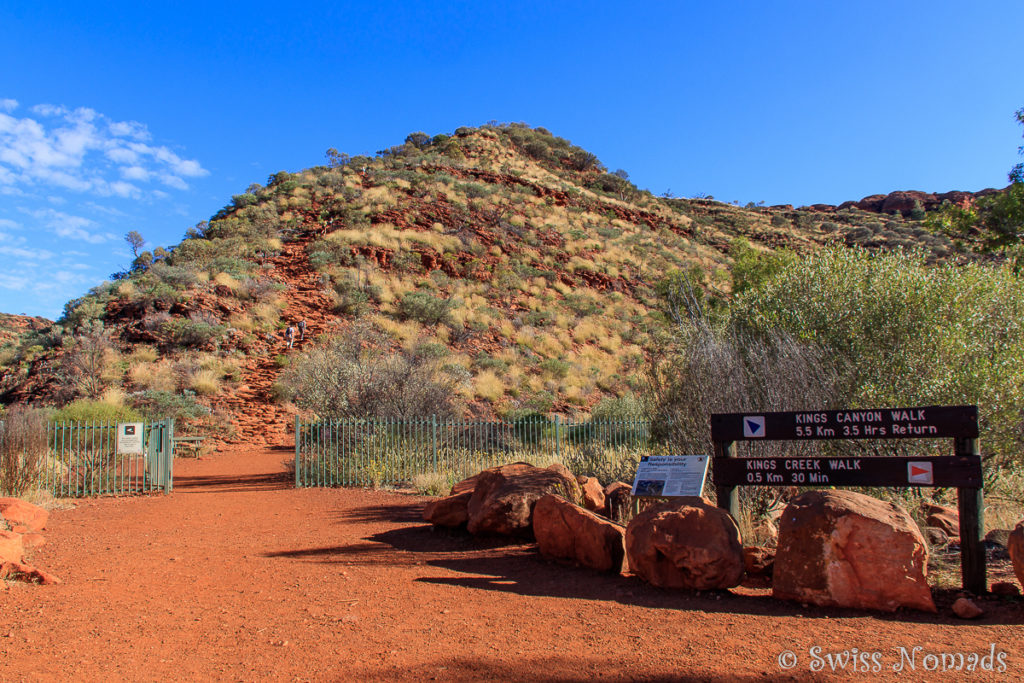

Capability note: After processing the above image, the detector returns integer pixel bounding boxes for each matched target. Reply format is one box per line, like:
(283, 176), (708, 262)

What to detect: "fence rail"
(0, 419), (174, 498)
(295, 416), (666, 489)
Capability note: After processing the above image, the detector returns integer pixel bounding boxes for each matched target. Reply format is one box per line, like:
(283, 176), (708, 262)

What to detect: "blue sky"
(1, 1), (1022, 318)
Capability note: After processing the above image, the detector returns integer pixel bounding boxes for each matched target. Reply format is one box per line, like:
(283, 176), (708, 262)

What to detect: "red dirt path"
(2, 447), (1021, 681)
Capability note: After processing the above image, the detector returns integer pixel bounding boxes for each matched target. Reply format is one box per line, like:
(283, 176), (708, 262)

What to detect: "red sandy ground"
(2, 447), (1021, 682)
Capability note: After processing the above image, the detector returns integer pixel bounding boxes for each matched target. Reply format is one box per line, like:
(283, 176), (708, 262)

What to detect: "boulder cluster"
(0, 498), (60, 587)
(423, 463), (1024, 614)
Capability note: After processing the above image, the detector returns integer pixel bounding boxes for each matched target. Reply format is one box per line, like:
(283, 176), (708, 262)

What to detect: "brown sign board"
(713, 455), (982, 488)
(710, 405), (978, 442)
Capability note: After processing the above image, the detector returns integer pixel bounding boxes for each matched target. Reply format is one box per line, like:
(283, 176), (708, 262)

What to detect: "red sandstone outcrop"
(533, 494), (626, 573)
(625, 498), (744, 591)
(773, 490), (935, 612)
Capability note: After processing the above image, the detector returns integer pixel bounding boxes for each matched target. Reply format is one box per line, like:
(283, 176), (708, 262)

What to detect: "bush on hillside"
(160, 315), (226, 349)
(397, 292), (454, 326)
(52, 399), (143, 424)
(732, 246), (1024, 466)
(280, 322), (461, 419)
(129, 390), (211, 421)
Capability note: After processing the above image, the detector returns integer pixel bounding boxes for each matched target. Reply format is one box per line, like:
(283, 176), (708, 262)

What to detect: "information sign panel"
(631, 455), (709, 498)
(117, 422), (144, 455)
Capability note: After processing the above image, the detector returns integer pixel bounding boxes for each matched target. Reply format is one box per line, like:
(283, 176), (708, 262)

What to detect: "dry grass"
(100, 387), (127, 407)
(128, 359), (177, 392)
(213, 272), (241, 292)
(373, 315), (424, 345)
(252, 302), (283, 330)
(573, 317), (607, 343)
(228, 312), (256, 332)
(474, 370), (505, 401)
(129, 346), (159, 364)
(189, 369), (222, 395)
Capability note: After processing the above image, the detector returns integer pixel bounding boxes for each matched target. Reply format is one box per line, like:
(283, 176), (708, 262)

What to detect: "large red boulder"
(467, 463), (581, 537)
(625, 498), (744, 590)
(0, 498), (48, 533)
(773, 490), (935, 612)
(423, 491), (473, 528)
(533, 494), (626, 573)
(922, 502), (959, 537)
(604, 482), (632, 523)
(577, 476), (606, 513)
(1008, 521), (1024, 590)
(0, 530), (25, 564)
(450, 474), (480, 496)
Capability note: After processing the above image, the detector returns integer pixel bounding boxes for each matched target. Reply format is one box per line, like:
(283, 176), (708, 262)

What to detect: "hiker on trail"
(298, 319), (306, 341)
(285, 324), (296, 349)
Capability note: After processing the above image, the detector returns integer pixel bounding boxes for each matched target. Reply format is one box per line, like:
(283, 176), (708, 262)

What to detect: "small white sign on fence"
(631, 455), (710, 498)
(117, 422), (144, 455)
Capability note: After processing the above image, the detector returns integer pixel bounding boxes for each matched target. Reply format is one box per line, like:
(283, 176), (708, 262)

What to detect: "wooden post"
(956, 436), (986, 594)
(714, 440), (740, 521)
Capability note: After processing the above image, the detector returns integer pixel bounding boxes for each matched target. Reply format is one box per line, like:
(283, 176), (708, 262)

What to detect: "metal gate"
(35, 419), (175, 497)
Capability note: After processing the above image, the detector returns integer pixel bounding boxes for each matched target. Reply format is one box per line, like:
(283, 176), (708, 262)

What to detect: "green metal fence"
(0, 419), (175, 497)
(295, 415), (666, 488)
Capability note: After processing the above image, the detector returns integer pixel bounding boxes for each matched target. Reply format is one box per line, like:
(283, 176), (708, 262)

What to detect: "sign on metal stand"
(710, 405), (985, 594)
(629, 455), (710, 516)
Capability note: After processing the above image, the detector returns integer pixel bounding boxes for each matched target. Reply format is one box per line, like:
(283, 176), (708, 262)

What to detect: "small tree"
(325, 148), (350, 168)
(125, 231), (145, 258)
(1009, 107), (1024, 184)
(404, 132), (431, 149)
(61, 320), (116, 399)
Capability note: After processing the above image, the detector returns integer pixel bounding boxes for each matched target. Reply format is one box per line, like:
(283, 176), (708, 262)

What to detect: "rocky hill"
(0, 124), (968, 448)
(0, 314), (52, 347)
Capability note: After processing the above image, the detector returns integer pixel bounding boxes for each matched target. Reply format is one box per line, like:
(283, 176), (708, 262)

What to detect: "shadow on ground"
(175, 471), (291, 493)
(262, 506), (1024, 626)
(347, 655), (765, 683)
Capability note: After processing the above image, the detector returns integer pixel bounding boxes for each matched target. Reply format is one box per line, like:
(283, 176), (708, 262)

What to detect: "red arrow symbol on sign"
(911, 465), (929, 477)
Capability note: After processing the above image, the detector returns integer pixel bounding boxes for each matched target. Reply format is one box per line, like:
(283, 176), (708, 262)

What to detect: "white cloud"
(159, 173), (188, 190)
(0, 99), (17, 113)
(0, 245), (53, 260)
(84, 202), (128, 217)
(0, 103), (207, 196)
(121, 165), (150, 181)
(108, 120), (150, 141)
(27, 208), (110, 244)
(106, 146), (139, 164)
(30, 104), (66, 117)
(107, 180), (141, 198)
(0, 218), (19, 229)
(0, 273), (29, 290)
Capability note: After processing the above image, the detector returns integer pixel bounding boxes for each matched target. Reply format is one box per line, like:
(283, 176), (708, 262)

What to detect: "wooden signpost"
(710, 405), (986, 594)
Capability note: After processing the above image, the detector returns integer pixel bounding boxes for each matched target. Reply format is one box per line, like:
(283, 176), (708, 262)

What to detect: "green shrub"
(538, 358), (570, 378)
(398, 292), (454, 325)
(591, 394), (646, 421)
(52, 400), (143, 424)
(129, 390), (211, 421)
(734, 246), (1024, 465)
(475, 356), (509, 372)
(523, 311), (554, 327)
(331, 275), (381, 316)
(232, 193), (258, 208)
(160, 317), (226, 348)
